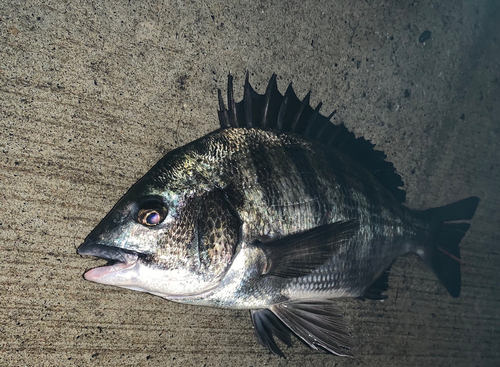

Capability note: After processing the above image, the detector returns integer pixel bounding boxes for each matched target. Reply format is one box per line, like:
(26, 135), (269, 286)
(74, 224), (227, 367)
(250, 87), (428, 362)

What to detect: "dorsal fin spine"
(327, 122), (344, 145)
(244, 72), (253, 127)
(227, 74), (238, 127)
(277, 84), (292, 131)
(261, 73), (277, 128)
(291, 91), (311, 133)
(315, 118), (330, 142)
(305, 102), (322, 137)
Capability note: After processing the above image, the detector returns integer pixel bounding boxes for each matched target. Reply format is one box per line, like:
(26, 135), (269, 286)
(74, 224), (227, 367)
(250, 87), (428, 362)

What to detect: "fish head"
(77, 146), (241, 299)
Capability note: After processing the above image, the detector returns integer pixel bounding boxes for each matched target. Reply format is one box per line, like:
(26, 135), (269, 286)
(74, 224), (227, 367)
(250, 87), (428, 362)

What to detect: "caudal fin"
(420, 197), (479, 297)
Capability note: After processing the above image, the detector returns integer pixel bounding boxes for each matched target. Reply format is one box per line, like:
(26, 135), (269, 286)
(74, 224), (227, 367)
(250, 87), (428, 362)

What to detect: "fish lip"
(77, 241), (141, 264)
(161, 283), (220, 300)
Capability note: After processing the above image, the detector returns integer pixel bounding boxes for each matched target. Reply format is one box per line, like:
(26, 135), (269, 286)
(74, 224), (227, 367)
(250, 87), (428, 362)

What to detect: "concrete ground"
(1, 0), (499, 366)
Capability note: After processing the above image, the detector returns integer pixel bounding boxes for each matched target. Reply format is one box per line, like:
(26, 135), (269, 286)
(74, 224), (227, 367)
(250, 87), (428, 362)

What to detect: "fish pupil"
(146, 211), (160, 225)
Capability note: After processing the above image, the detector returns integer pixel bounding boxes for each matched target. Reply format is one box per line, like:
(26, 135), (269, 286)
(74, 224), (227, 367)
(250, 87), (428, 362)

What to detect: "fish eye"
(136, 198), (168, 227)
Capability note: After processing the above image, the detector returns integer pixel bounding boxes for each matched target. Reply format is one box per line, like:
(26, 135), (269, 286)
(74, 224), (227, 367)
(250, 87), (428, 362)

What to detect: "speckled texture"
(1, 0), (499, 366)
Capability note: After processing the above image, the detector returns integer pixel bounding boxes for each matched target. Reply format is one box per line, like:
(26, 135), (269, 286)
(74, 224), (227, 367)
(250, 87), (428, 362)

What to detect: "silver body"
(79, 128), (432, 309)
(161, 128), (429, 308)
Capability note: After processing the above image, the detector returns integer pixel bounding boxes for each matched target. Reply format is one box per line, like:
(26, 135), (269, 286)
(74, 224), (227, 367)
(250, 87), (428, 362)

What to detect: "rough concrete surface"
(1, 0), (499, 366)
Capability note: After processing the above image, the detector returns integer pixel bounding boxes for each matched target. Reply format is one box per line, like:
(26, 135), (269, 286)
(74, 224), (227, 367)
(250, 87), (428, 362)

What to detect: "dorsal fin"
(217, 73), (406, 203)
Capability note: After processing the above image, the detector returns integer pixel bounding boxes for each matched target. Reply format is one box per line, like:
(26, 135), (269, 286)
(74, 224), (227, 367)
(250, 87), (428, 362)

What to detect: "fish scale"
(78, 74), (479, 357)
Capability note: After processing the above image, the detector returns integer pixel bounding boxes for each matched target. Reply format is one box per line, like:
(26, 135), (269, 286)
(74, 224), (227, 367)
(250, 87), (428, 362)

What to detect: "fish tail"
(420, 196), (480, 297)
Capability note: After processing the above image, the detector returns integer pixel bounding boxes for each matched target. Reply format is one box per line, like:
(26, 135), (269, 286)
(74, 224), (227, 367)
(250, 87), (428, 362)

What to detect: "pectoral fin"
(255, 220), (359, 278)
(269, 300), (353, 357)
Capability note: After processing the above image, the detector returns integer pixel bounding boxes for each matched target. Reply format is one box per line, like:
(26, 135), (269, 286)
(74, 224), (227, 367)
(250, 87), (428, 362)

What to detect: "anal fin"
(270, 300), (353, 357)
(358, 266), (391, 301)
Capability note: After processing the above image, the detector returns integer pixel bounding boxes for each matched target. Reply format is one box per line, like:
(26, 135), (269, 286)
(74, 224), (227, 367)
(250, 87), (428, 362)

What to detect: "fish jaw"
(83, 257), (139, 283)
(77, 241), (144, 287)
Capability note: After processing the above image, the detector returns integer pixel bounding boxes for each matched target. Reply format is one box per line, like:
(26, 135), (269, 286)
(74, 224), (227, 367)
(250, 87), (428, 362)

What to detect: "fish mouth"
(77, 241), (143, 282)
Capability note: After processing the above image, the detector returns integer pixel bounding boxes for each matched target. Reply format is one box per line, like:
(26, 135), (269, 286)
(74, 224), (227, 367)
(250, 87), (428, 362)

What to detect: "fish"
(77, 73), (479, 357)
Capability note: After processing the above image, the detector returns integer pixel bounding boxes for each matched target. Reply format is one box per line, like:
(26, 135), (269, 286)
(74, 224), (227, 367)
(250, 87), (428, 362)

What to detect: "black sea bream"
(78, 74), (479, 357)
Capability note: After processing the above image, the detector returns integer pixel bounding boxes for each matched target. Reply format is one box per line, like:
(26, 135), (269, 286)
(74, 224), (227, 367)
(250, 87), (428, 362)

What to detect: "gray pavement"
(1, 0), (499, 366)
